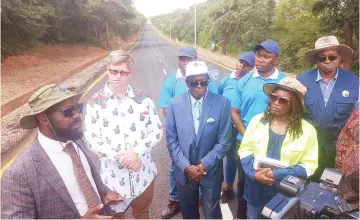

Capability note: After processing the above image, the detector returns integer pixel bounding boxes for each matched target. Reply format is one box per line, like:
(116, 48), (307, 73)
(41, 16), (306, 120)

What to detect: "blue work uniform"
(231, 68), (286, 141)
(297, 67), (359, 180)
(218, 71), (249, 216)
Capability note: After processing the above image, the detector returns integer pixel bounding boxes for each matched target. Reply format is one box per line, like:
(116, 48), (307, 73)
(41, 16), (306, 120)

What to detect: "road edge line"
(0, 27), (145, 175)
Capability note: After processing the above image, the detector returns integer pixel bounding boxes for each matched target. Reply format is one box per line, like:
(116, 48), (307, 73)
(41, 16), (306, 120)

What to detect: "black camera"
(261, 168), (359, 219)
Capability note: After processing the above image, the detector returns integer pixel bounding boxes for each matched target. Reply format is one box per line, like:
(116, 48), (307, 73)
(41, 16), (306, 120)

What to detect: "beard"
(48, 117), (83, 141)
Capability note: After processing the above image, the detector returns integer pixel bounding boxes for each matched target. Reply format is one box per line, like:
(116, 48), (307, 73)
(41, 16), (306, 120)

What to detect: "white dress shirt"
(190, 95), (203, 136)
(38, 131), (100, 216)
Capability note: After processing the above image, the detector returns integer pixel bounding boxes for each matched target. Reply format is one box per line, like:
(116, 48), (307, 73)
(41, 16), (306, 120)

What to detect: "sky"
(133, 0), (207, 18)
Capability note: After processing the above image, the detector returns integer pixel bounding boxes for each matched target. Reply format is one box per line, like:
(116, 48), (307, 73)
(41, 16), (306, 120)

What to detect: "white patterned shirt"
(84, 84), (163, 199)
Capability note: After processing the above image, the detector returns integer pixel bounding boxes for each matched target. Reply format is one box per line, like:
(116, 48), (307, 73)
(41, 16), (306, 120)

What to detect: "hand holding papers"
(254, 155), (289, 170)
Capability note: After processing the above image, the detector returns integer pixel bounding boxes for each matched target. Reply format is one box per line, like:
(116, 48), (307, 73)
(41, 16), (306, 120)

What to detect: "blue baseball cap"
(178, 46), (197, 58)
(254, 39), (280, 56)
(238, 51), (255, 67)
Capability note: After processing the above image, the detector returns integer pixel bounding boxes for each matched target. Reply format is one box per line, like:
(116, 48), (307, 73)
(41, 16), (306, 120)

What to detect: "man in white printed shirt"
(84, 50), (163, 219)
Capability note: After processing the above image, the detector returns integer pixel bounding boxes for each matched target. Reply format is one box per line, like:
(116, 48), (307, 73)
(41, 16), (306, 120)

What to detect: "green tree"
(312, 0), (359, 70)
(271, 0), (322, 72)
(1, 0), (55, 57)
(1, 0), (145, 59)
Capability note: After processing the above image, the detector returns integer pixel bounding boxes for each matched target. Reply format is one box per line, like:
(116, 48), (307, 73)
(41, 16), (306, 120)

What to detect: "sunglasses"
(55, 103), (84, 117)
(268, 93), (290, 105)
(109, 69), (130, 76)
(317, 55), (338, 63)
(188, 81), (210, 87)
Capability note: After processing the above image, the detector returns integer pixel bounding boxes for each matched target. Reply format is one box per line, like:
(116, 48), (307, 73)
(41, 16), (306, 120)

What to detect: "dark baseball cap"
(238, 51), (256, 67)
(254, 39), (280, 56)
(178, 46), (197, 58)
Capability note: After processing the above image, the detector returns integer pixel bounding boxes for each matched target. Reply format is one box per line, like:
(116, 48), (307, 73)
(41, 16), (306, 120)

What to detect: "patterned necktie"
(63, 142), (102, 208)
(193, 100), (201, 135)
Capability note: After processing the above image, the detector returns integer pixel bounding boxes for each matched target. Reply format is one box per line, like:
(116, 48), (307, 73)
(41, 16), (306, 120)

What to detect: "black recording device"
(261, 168), (359, 219)
(103, 199), (132, 216)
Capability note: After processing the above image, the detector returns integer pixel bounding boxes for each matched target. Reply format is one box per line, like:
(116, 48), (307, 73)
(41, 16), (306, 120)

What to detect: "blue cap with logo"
(238, 51), (256, 67)
(178, 46), (198, 58)
(254, 39), (280, 56)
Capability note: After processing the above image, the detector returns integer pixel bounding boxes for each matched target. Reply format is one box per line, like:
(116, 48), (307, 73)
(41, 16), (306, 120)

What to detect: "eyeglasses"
(317, 55), (338, 63)
(268, 93), (290, 105)
(188, 81), (210, 87)
(109, 69), (130, 76)
(55, 103), (84, 117)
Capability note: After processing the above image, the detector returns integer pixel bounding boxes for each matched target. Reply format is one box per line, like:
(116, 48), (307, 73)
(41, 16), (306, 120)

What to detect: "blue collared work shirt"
(316, 69), (339, 107)
(231, 69), (286, 140)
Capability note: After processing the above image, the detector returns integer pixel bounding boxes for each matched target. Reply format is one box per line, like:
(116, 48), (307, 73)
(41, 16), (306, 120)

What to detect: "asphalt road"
(80, 24), (237, 219)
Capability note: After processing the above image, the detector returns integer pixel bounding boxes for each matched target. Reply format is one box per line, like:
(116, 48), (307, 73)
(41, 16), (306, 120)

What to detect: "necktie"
(193, 101), (201, 135)
(63, 142), (102, 208)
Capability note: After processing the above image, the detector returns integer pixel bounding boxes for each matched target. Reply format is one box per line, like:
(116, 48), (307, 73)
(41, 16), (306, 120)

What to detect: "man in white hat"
(166, 61), (232, 219)
(297, 36), (359, 181)
(158, 46), (218, 219)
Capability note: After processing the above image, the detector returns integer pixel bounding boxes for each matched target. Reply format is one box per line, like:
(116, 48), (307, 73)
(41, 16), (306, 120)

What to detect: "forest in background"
(2, 0), (146, 59)
(152, 0), (359, 74)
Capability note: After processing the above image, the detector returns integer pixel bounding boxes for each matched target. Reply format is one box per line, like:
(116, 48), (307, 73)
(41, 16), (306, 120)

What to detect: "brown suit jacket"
(1, 136), (107, 219)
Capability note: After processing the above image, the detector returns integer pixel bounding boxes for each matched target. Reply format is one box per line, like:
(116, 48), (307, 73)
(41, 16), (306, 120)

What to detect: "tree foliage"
(271, 0), (322, 72)
(312, 0), (359, 70)
(151, 0), (359, 73)
(1, 0), (146, 59)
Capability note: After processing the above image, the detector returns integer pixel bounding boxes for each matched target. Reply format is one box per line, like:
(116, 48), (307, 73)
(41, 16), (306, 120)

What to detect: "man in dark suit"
(166, 61), (232, 219)
(1, 84), (121, 219)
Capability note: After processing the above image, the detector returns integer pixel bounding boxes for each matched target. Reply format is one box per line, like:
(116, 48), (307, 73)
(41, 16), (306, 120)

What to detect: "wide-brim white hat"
(304, 36), (353, 64)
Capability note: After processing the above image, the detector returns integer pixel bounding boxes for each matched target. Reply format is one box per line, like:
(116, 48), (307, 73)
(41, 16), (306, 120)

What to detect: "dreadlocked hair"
(260, 90), (304, 140)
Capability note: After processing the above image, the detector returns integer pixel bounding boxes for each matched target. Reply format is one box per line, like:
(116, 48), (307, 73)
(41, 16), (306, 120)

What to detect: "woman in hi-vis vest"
(238, 77), (318, 219)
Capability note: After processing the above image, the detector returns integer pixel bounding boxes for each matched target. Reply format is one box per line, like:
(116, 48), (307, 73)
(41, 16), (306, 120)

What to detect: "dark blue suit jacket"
(166, 91), (232, 187)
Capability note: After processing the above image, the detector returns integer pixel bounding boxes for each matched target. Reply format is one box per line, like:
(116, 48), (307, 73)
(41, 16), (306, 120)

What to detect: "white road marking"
(220, 203), (234, 219)
(163, 69), (167, 75)
(159, 59), (162, 63)
(156, 53), (159, 56)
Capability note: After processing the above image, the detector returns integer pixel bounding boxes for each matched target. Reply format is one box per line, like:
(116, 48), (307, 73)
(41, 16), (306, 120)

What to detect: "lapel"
(31, 137), (80, 217)
(196, 93), (213, 146)
(182, 93), (197, 142)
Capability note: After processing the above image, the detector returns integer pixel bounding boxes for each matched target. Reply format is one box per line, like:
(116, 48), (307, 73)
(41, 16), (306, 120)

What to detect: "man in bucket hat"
(166, 61), (231, 219)
(159, 46), (217, 219)
(297, 36), (359, 181)
(1, 84), (121, 219)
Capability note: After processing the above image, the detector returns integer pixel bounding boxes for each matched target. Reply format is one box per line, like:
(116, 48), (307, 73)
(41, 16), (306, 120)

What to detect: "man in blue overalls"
(217, 51), (255, 216)
(297, 36), (359, 181)
(159, 46), (217, 219)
